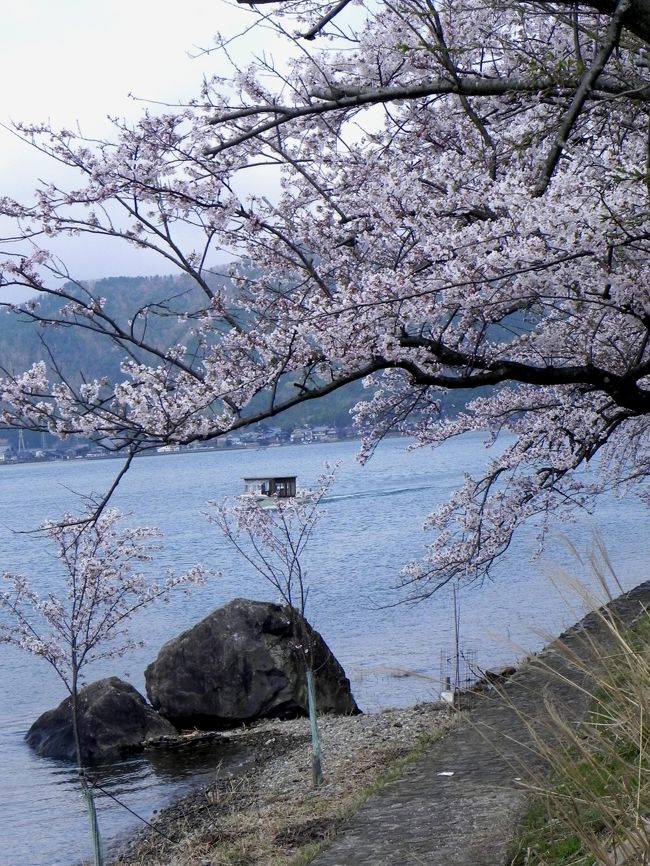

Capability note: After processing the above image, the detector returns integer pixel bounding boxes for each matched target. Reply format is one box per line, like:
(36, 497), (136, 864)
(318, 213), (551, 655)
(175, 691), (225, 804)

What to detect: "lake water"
(0, 435), (647, 866)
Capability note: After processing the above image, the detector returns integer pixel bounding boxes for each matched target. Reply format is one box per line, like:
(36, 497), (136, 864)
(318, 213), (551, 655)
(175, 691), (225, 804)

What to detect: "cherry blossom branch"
(234, 0), (650, 43)
(533, 0), (633, 196)
(3, 0), (650, 594)
(206, 75), (649, 156)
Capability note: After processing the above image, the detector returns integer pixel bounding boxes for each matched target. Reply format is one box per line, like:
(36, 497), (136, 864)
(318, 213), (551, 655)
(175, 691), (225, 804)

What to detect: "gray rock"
(25, 676), (177, 762)
(145, 598), (360, 728)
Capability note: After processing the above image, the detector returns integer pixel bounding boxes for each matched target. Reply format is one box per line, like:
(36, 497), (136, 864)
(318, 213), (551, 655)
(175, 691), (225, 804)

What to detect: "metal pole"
(453, 582), (461, 706)
(306, 668), (324, 788)
(82, 782), (103, 866)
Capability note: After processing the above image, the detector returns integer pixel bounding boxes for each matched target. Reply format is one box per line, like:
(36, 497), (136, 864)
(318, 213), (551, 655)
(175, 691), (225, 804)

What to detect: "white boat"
(239, 475), (315, 509)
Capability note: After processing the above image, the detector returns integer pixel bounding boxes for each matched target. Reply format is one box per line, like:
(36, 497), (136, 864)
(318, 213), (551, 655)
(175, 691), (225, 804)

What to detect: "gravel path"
(110, 703), (455, 866)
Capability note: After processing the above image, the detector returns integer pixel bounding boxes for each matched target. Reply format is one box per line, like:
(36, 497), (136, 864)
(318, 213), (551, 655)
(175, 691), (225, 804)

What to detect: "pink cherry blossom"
(1, 0), (649, 593)
(0, 508), (206, 694)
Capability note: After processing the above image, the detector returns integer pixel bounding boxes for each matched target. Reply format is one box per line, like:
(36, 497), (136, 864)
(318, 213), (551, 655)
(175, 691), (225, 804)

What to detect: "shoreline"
(109, 703), (456, 866)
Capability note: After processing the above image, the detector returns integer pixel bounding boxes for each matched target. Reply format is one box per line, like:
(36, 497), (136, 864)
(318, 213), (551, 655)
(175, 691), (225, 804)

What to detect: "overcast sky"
(1, 1), (266, 289)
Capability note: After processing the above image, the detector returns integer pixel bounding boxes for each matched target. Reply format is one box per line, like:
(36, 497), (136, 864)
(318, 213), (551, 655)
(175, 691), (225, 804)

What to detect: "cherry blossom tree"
(2, 0), (650, 595)
(208, 465), (338, 786)
(0, 507), (204, 864)
(209, 470), (336, 614)
(0, 508), (205, 764)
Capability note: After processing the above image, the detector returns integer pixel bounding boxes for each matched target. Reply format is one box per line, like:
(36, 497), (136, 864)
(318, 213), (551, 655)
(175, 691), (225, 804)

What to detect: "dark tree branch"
(545, 0), (650, 44)
(302, 0), (354, 39)
(207, 75), (650, 156)
(533, 0), (633, 196)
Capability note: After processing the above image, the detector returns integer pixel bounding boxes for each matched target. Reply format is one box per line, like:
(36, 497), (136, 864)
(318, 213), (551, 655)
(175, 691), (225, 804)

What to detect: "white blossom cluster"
(0, 509), (206, 691)
(1, 0), (650, 592)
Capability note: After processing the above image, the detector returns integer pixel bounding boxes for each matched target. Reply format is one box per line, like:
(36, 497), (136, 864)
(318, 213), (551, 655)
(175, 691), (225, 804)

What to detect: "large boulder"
(25, 676), (177, 762)
(145, 598), (360, 728)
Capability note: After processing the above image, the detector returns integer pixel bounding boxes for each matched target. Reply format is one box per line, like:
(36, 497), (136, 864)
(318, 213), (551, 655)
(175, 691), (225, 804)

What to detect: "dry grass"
(508, 548), (650, 866)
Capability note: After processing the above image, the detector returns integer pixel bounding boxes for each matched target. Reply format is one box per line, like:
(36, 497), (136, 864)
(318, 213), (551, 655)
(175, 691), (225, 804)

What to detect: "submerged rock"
(25, 676), (176, 762)
(145, 598), (360, 729)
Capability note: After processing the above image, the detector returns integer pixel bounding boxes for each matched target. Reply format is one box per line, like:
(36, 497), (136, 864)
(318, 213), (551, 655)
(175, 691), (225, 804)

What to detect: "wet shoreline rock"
(25, 677), (176, 762)
(145, 598), (360, 729)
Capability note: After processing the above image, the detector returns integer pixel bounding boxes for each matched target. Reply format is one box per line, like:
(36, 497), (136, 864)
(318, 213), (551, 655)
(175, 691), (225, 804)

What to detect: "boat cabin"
(242, 476), (298, 499)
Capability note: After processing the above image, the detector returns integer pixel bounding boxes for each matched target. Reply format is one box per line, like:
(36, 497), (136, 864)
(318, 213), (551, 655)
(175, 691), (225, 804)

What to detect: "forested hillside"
(1, 273), (485, 453)
(0, 274), (369, 438)
(1, 274), (212, 382)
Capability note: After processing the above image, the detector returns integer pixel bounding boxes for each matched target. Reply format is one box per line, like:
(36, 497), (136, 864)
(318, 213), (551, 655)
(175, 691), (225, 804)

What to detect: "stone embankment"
(309, 579), (650, 866)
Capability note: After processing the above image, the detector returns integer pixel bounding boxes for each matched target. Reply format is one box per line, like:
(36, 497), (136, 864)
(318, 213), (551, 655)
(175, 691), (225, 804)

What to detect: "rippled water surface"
(0, 436), (647, 866)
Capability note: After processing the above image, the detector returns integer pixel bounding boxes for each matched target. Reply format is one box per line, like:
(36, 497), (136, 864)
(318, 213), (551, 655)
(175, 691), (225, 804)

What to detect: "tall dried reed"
(510, 543), (650, 865)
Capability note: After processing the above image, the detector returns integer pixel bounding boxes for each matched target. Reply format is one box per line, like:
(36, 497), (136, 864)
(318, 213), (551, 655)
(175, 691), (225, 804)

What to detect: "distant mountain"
(0, 273), (220, 382)
(0, 273), (368, 439)
(0, 273), (498, 450)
